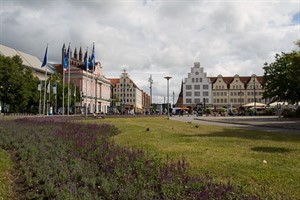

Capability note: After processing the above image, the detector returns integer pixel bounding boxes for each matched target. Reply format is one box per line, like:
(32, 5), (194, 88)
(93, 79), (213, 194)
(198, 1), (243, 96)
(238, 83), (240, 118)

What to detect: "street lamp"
(253, 77), (256, 115)
(148, 74), (153, 112)
(164, 76), (172, 119)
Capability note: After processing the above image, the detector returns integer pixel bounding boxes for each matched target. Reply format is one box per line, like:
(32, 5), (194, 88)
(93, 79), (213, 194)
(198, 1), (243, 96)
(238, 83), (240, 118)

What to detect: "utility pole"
(164, 76), (172, 119)
(148, 74), (153, 112)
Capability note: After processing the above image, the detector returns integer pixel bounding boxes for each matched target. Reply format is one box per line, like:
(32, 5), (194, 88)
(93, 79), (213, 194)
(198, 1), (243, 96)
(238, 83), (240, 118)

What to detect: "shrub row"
(0, 117), (259, 199)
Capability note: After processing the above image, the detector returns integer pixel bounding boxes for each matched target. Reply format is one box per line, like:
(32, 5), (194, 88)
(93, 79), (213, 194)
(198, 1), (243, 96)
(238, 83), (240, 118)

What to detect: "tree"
(263, 42), (300, 104)
(0, 54), (39, 113)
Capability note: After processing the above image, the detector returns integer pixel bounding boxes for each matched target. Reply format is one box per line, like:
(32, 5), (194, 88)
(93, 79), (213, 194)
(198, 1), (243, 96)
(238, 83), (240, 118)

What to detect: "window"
(203, 85), (209, 89)
(186, 99), (192, 103)
(186, 85), (192, 90)
(192, 78), (194, 83)
(222, 85), (224, 89)
(195, 71), (199, 75)
(200, 78), (202, 82)
(194, 85), (200, 89)
(186, 92), (192, 96)
(194, 92), (200, 96)
(196, 78), (198, 82)
(203, 91), (209, 96)
(194, 99), (201, 103)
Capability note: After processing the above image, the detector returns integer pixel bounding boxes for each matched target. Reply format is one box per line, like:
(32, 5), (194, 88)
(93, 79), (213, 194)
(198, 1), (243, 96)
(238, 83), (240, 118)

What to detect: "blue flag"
(63, 45), (70, 71)
(89, 43), (95, 70)
(41, 45), (48, 67)
(84, 50), (88, 70)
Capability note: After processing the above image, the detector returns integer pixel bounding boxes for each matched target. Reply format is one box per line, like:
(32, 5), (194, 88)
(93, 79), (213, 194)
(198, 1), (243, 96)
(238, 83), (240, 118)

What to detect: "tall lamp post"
(172, 91), (175, 108)
(148, 74), (153, 112)
(253, 77), (256, 115)
(164, 76), (172, 119)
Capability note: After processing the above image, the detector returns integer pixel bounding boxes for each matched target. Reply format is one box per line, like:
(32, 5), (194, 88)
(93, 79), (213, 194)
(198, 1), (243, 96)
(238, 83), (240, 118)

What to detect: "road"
(169, 115), (300, 134)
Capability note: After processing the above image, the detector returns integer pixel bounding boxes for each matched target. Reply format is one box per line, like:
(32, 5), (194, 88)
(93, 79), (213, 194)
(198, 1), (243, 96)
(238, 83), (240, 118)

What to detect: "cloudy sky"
(1, 0), (299, 103)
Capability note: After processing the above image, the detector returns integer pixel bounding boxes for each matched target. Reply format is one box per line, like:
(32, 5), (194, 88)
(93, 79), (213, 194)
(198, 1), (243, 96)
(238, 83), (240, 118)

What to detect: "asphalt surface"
(169, 115), (300, 134)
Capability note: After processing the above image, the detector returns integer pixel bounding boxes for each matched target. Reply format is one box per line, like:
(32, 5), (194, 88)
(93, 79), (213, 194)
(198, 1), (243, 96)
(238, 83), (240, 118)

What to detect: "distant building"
(108, 70), (150, 114)
(177, 62), (270, 110)
(181, 62), (212, 108)
(0, 44), (55, 80)
(209, 74), (267, 108)
(55, 44), (111, 114)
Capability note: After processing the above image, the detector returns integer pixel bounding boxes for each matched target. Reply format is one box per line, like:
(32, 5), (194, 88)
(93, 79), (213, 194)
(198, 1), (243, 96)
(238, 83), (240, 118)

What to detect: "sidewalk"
(193, 116), (300, 132)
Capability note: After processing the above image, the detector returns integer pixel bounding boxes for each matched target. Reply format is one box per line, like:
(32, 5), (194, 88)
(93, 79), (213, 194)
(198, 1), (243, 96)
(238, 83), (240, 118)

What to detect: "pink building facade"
(56, 45), (111, 114)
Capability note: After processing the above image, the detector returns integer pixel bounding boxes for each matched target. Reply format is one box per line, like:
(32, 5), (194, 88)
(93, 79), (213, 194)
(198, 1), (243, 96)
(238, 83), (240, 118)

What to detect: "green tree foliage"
(0, 54), (40, 113)
(263, 42), (300, 104)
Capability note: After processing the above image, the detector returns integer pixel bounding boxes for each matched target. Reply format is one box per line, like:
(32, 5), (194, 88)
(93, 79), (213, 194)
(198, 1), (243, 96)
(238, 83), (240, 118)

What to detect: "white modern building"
(0, 44), (55, 80)
(182, 62), (212, 107)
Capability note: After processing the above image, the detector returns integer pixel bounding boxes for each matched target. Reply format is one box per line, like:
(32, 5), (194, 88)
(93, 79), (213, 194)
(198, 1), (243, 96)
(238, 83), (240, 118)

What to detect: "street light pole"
(148, 74), (153, 111)
(253, 77), (256, 115)
(164, 76), (172, 119)
(172, 91), (175, 108)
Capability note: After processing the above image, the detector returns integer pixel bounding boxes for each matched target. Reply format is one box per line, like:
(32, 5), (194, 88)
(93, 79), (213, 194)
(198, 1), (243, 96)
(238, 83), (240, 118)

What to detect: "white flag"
(47, 82), (50, 93)
(53, 84), (57, 94)
(38, 83), (42, 91)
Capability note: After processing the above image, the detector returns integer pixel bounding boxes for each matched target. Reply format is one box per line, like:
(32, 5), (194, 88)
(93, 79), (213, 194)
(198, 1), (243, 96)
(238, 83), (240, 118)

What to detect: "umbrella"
(243, 102), (266, 107)
(268, 102), (287, 107)
(181, 107), (189, 110)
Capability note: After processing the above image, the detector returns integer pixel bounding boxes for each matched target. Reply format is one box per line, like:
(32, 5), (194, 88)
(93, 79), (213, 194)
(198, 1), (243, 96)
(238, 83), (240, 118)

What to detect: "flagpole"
(91, 42), (95, 113)
(74, 81), (76, 115)
(85, 47), (88, 118)
(41, 44), (49, 116)
(47, 80), (51, 116)
(55, 82), (57, 115)
(62, 69), (65, 116)
(67, 43), (71, 116)
(39, 82), (41, 115)
(43, 67), (47, 115)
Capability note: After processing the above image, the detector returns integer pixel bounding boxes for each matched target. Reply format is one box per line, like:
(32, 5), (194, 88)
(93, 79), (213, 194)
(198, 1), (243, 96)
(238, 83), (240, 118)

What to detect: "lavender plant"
(0, 117), (260, 199)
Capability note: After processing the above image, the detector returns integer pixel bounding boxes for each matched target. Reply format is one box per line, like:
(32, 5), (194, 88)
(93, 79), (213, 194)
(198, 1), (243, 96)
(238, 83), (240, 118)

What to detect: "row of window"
(118, 93), (135, 97)
(186, 85), (209, 90)
(186, 98), (209, 104)
(213, 98), (263, 103)
(186, 92), (209, 97)
(212, 91), (264, 96)
(114, 88), (133, 92)
(191, 78), (203, 83)
(123, 99), (136, 103)
(214, 84), (262, 90)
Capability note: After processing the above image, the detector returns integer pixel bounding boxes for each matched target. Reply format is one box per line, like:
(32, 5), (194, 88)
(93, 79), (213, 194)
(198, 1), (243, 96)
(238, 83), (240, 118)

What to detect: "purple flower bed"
(0, 117), (259, 199)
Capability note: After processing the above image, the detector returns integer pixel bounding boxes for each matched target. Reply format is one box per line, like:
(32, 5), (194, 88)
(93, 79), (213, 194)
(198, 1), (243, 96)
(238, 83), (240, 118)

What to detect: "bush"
(0, 117), (259, 199)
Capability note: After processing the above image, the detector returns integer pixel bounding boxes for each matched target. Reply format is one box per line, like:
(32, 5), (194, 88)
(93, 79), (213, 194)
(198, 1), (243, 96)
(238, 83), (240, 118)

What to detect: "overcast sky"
(1, 0), (299, 103)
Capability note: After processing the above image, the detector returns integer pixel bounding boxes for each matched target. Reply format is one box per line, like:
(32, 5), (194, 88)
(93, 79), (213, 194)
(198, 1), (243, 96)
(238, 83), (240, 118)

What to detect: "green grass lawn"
(0, 149), (13, 200)
(93, 116), (300, 198)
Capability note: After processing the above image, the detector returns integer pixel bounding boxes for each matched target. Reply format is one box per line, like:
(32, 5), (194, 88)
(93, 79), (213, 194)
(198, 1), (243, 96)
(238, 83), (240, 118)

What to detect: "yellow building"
(210, 74), (267, 108)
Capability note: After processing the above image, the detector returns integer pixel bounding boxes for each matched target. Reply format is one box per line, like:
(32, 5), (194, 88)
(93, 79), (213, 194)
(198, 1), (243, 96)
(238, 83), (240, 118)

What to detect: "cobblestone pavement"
(170, 115), (300, 134)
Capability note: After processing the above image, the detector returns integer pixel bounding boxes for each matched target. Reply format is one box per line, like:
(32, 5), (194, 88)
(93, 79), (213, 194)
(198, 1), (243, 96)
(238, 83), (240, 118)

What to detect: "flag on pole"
(41, 45), (48, 67)
(47, 82), (50, 93)
(38, 82), (42, 91)
(89, 43), (95, 70)
(63, 45), (70, 71)
(84, 49), (88, 70)
(53, 83), (57, 94)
